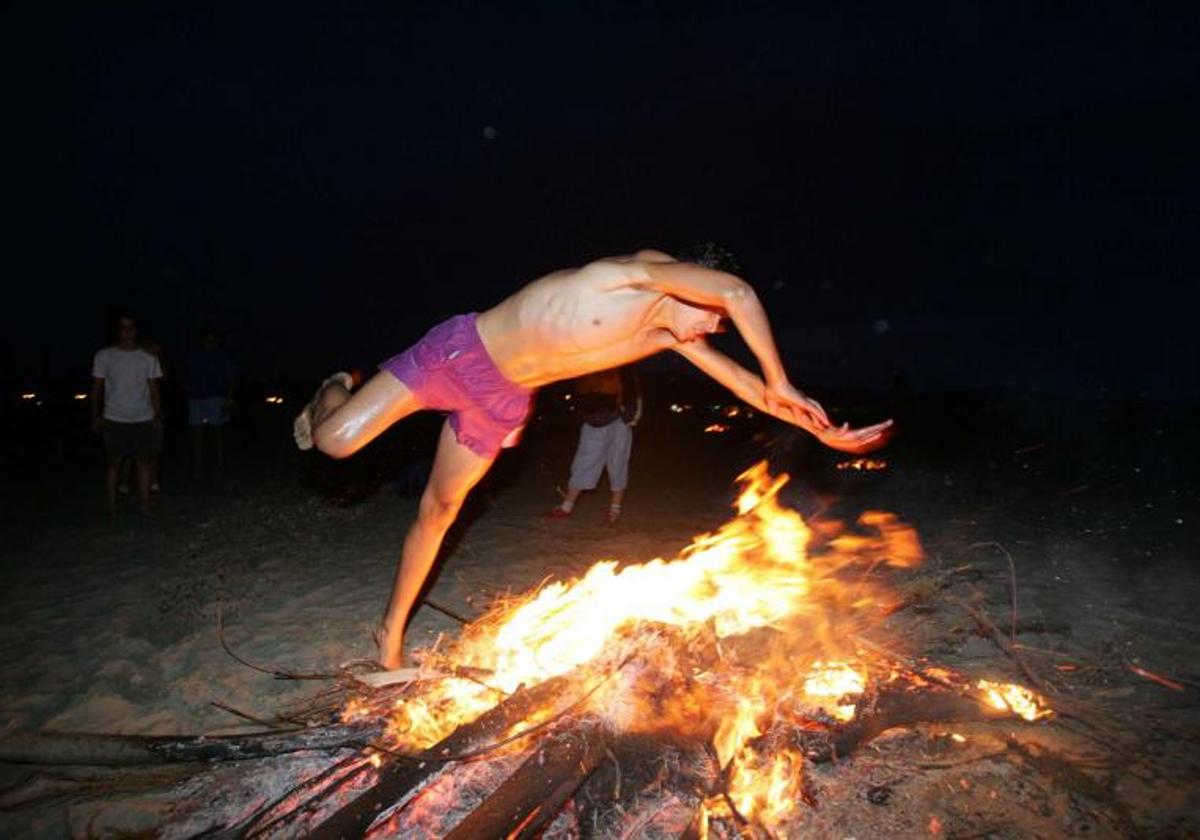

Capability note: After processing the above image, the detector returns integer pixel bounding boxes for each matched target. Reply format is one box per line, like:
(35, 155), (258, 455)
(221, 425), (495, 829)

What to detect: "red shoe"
(543, 507), (573, 520)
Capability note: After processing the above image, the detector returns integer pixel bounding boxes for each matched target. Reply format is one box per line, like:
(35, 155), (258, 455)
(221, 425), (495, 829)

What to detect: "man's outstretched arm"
(632, 261), (829, 428)
(637, 261), (786, 383)
(673, 340), (892, 454)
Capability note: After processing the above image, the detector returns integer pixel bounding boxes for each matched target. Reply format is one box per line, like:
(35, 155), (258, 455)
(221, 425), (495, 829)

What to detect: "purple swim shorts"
(379, 313), (533, 458)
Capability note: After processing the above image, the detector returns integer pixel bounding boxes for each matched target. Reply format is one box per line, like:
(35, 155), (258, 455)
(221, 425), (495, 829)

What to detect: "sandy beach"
(2, 387), (1197, 835)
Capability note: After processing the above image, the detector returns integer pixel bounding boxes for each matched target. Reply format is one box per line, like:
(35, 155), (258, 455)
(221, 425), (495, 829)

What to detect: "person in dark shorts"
(294, 247), (892, 668)
(186, 329), (235, 475)
(91, 314), (163, 514)
(547, 365), (641, 524)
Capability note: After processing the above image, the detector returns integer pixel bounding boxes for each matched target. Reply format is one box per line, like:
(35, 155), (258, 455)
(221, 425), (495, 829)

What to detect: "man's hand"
(763, 380), (830, 432)
(815, 419), (894, 454)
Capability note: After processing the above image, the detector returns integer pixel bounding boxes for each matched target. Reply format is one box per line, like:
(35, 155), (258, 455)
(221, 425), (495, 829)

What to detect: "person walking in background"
(91, 313), (163, 515)
(123, 336), (167, 493)
(186, 329), (235, 475)
(547, 365), (642, 524)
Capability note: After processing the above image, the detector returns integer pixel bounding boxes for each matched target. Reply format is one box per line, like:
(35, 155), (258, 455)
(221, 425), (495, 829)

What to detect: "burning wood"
(295, 463), (1050, 837)
(1, 463), (1061, 837)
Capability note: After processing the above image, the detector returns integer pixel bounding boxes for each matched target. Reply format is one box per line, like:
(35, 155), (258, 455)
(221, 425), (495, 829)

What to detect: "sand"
(1, 390), (1197, 835)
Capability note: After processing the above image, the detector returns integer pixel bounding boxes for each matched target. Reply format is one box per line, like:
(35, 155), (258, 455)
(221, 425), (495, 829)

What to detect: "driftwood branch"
(0, 764), (200, 811)
(0, 722), (383, 767)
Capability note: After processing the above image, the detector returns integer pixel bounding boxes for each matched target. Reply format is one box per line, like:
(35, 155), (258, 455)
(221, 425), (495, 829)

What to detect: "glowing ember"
(977, 679), (1052, 721)
(802, 660), (867, 721)
(836, 458), (887, 471)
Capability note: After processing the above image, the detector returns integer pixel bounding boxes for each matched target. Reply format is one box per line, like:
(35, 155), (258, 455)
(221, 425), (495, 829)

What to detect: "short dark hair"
(676, 242), (742, 275)
(111, 310), (137, 339)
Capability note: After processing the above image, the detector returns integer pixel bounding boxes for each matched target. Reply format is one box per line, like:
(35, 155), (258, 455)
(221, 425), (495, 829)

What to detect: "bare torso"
(476, 254), (678, 388)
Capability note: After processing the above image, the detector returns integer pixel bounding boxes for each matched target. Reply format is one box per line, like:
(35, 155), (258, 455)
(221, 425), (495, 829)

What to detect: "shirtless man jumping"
(294, 248), (892, 668)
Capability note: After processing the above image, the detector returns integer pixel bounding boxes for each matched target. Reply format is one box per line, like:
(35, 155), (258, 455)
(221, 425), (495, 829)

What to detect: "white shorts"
(568, 419), (633, 492)
(189, 397), (228, 427)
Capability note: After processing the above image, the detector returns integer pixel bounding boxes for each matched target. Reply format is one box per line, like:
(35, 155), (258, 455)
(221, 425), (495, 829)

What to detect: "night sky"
(12, 3), (1197, 398)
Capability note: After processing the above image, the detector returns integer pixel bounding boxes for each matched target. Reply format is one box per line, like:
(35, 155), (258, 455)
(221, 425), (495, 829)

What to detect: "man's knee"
(417, 490), (462, 530)
(313, 425), (356, 460)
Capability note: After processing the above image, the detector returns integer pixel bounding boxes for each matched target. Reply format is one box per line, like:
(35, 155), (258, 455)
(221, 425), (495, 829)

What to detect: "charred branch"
(307, 672), (573, 839)
(444, 717), (610, 840)
(0, 723), (384, 767)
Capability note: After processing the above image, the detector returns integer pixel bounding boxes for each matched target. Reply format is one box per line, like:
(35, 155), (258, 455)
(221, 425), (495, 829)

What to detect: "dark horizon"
(10, 3), (1197, 399)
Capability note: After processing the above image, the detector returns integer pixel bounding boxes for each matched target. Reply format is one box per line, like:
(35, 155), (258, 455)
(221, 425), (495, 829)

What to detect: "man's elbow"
(719, 277), (756, 307)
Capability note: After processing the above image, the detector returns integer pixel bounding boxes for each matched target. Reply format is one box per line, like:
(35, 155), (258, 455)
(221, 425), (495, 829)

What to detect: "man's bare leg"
(378, 420), (495, 668)
(563, 487), (584, 507)
(296, 371), (420, 458)
(607, 487), (626, 524)
(105, 460), (120, 515)
(136, 457), (152, 514)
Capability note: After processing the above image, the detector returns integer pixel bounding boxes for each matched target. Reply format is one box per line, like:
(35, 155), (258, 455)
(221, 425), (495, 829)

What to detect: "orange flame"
(977, 679), (1052, 721)
(351, 462), (930, 835)
(803, 660), (867, 721)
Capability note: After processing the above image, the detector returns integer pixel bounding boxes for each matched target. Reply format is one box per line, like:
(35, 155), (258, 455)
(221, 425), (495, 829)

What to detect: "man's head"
(666, 300), (727, 343)
(114, 313), (138, 349)
(676, 242), (742, 276)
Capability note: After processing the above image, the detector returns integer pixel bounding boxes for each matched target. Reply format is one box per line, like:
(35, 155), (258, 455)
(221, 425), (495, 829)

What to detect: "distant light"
(74, 393), (88, 401)
(20, 392), (36, 400)
(705, 424), (730, 434)
(669, 403), (692, 414)
(563, 394), (572, 401)
(723, 406), (741, 418)
(265, 395), (285, 405)
(836, 458), (888, 472)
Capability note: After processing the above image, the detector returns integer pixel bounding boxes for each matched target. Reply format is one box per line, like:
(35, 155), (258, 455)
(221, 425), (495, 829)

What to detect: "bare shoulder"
(578, 251), (682, 290)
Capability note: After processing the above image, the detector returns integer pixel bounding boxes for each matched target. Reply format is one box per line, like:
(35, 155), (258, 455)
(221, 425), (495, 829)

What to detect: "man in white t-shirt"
(91, 314), (163, 514)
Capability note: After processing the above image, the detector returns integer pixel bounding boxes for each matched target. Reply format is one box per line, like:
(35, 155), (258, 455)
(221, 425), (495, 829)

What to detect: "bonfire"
(24, 461), (1181, 838)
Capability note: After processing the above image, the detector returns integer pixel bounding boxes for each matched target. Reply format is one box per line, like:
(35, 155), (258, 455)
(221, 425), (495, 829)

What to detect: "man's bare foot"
(293, 372), (354, 450)
(374, 622), (404, 670)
